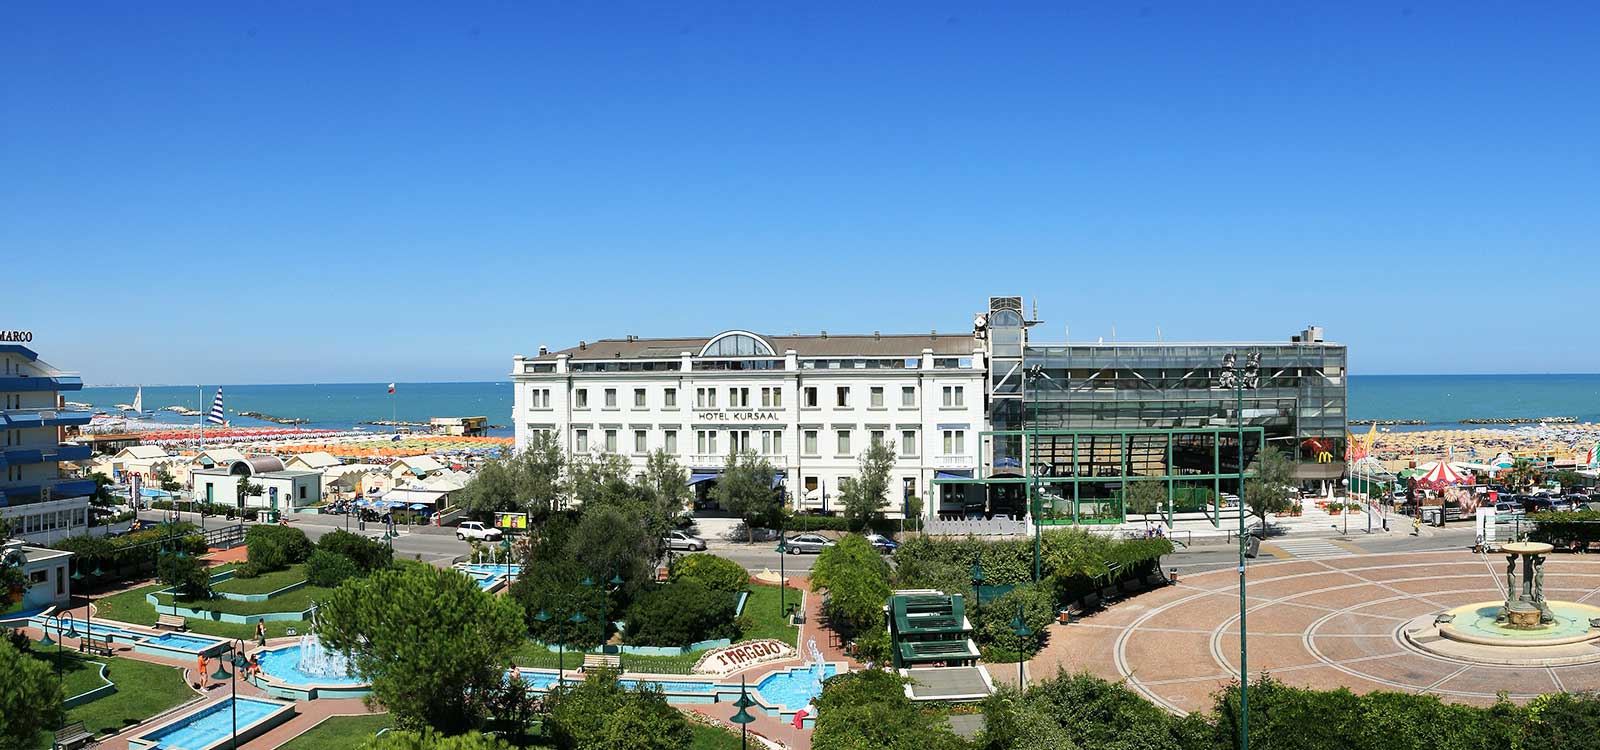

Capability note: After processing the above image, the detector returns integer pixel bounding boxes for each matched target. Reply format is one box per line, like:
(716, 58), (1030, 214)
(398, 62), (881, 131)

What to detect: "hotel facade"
(1, 343), (95, 543)
(511, 297), (1348, 525)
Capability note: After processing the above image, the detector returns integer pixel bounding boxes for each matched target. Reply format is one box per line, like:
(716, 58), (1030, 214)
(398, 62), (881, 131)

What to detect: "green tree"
(640, 450), (689, 552)
(1123, 478), (1167, 532)
(0, 519), (24, 595)
(839, 439), (896, 530)
(811, 535), (892, 637)
(159, 548), (211, 599)
(812, 669), (969, 750)
(456, 434), (568, 524)
(0, 637), (65, 750)
(235, 476), (264, 507)
(363, 729), (510, 750)
(88, 472), (118, 508)
(1243, 445), (1297, 524)
(566, 504), (653, 600)
(543, 669), (693, 750)
(1498, 459), (1542, 491)
(154, 465), (183, 494)
(711, 449), (782, 543)
(669, 553), (749, 594)
(319, 564), (525, 734)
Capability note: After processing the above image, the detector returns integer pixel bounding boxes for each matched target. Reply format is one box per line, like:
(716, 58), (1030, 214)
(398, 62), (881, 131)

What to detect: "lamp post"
(970, 557), (984, 622)
(499, 538), (513, 585)
(70, 565), (101, 651)
(1010, 603), (1031, 690)
(211, 645), (246, 750)
(776, 537), (788, 618)
(40, 614), (77, 687)
(581, 575), (623, 654)
(1232, 351), (1250, 750)
(730, 675), (757, 750)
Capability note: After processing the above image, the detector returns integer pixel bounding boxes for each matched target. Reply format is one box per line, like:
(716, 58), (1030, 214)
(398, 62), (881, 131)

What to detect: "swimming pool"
(513, 669), (717, 695)
(146, 633), (225, 652)
(28, 616), (227, 657)
(129, 696), (294, 750)
(755, 663), (837, 711)
(457, 564), (521, 591)
(257, 643), (367, 686)
(513, 663), (837, 710)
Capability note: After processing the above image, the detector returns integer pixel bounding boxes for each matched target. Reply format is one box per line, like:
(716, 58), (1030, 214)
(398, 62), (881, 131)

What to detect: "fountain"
(295, 605), (352, 679)
(1402, 542), (1600, 666)
(251, 603), (370, 699)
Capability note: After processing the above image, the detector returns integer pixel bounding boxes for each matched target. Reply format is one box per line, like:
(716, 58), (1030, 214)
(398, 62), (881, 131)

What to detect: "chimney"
(873, 331), (880, 341)
(820, 330), (828, 338)
(538, 345), (549, 356)
(579, 340), (587, 350)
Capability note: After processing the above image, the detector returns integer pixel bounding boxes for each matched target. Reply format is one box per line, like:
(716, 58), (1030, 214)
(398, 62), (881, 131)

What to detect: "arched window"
(699, 331), (775, 357)
(990, 309), (1023, 327)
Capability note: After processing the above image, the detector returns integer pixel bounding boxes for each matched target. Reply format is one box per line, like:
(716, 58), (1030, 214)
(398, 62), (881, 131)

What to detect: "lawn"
(279, 713), (393, 750)
(740, 583), (800, 646)
(152, 583), (332, 616)
(211, 564), (308, 595)
(95, 581), (309, 640)
(27, 647), (195, 748)
(690, 723), (746, 749)
(28, 643), (111, 698)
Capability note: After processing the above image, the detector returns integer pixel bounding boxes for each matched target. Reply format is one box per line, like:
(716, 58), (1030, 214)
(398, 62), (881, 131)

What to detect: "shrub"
(1529, 510), (1600, 550)
(306, 550), (360, 588)
(543, 669), (693, 750)
(668, 553), (749, 594)
(811, 535), (892, 636)
(233, 562), (262, 579)
(245, 525), (313, 572)
(318, 529), (394, 572)
(624, 580), (738, 647)
(974, 584), (1054, 658)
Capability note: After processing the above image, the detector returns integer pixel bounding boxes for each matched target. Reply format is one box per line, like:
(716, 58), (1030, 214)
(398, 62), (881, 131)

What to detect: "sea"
(75, 374), (1600, 437)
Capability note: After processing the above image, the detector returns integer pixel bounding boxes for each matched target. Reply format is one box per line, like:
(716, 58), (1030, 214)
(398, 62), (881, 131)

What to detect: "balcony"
(0, 374), (84, 392)
(0, 443), (93, 469)
(931, 455), (976, 470)
(0, 408), (95, 428)
(0, 478), (97, 507)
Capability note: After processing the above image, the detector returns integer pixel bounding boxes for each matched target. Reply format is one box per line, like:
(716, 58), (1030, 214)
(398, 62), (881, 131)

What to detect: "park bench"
(155, 614), (187, 631)
(581, 654), (621, 673)
(81, 634), (114, 657)
(53, 720), (93, 750)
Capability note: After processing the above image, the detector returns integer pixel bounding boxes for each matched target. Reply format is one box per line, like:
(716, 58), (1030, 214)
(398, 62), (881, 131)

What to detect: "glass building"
(937, 297), (1347, 526)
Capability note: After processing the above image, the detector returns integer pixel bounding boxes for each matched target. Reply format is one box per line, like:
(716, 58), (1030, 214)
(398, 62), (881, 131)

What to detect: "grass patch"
(95, 582), (309, 640)
(280, 713), (393, 750)
(152, 583), (334, 616)
(211, 564), (307, 595)
(739, 583), (799, 646)
(27, 647), (195, 748)
(27, 644), (111, 698)
(690, 723), (746, 749)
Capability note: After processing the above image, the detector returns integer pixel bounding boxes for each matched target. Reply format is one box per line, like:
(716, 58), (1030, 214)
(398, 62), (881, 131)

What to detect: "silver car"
(666, 530), (707, 551)
(783, 533), (836, 554)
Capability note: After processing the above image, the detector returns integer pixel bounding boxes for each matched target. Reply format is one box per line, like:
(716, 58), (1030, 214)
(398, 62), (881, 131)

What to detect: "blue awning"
(771, 473), (786, 488)
(934, 470), (974, 480)
(409, 503), (428, 510)
(994, 457), (1022, 469)
(688, 472), (718, 485)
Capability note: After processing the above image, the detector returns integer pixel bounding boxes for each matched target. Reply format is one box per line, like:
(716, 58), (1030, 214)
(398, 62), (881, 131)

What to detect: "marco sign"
(0, 331), (33, 343)
(691, 638), (795, 675)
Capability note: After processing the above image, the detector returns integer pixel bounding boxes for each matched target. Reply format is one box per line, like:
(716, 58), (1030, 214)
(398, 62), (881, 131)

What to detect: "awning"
(409, 503), (428, 510)
(994, 457), (1022, 469)
(688, 472), (718, 485)
(770, 473), (786, 488)
(934, 471), (973, 480)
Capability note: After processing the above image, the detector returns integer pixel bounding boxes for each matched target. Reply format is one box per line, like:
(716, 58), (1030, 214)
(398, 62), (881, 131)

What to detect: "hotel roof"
(529, 331), (980, 361)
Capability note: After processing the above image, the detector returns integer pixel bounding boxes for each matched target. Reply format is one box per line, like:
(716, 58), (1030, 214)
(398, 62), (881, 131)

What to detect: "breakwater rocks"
(238, 411), (309, 425)
(1458, 417), (1576, 425)
(1350, 419), (1426, 426)
(362, 419), (430, 427)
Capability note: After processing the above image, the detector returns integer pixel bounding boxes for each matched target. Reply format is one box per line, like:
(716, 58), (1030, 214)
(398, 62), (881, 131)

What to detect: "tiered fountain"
(251, 604), (372, 700)
(1403, 542), (1600, 666)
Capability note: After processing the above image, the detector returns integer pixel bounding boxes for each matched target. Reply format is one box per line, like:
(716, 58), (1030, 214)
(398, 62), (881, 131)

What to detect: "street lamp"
(1009, 603), (1031, 690)
(70, 565), (101, 651)
(775, 537), (788, 618)
(499, 538), (513, 585)
(211, 645), (248, 750)
(969, 557), (985, 622)
(730, 675), (757, 750)
(40, 614), (77, 686)
(1231, 351), (1250, 750)
(581, 575), (623, 654)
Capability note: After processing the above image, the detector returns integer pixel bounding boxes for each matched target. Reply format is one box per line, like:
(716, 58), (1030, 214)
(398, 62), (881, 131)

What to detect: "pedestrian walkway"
(1261, 536), (1358, 559)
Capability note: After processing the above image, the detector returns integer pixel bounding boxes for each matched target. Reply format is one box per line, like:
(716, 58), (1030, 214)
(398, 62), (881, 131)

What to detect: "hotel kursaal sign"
(0, 331), (32, 343)
(694, 410), (782, 422)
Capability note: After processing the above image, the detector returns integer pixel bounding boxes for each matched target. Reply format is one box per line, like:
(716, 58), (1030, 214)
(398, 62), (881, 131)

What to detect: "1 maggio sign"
(692, 639), (795, 675)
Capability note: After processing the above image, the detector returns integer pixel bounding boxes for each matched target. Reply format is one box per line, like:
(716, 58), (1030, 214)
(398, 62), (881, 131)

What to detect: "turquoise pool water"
(513, 669), (716, 694)
(145, 633), (224, 651)
(139, 697), (281, 749)
(1449, 602), (1600, 641)
(28, 617), (222, 653)
(258, 644), (366, 686)
(459, 564), (521, 591)
(756, 664), (837, 710)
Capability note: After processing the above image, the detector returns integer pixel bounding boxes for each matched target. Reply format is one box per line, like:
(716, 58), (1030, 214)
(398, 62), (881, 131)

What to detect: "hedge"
(149, 499), (259, 521)
(668, 554), (749, 594)
(245, 525), (314, 573)
(892, 528), (1172, 608)
(1529, 510), (1600, 549)
(46, 523), (208, 584)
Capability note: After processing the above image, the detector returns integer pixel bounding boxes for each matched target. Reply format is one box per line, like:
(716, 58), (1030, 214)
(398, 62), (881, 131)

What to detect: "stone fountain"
(1495, 542), (1556, 629)
(295, 604), (353, 679)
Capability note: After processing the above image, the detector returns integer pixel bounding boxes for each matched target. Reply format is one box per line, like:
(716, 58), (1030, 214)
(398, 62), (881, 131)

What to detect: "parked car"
(666, 529), (707, 551)
(456, 520), (503, 542)
(863, 533), (899, 553)
(783, 533), (836, 554)
(1520, 496), (1557, 514)
(1492, 501), (1523, 516)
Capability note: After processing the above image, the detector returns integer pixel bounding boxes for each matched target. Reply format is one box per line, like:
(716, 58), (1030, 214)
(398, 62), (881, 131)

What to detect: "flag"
(206, 387), (226, 426)
(388, 383), (396, 394)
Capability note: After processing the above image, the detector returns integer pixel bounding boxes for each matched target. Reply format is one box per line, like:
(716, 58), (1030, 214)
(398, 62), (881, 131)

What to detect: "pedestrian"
(197, 654), (209, 687)
(256, 620), (267, 647)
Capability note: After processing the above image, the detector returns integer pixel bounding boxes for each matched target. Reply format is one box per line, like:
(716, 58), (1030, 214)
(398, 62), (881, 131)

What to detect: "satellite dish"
(973, 314), (987, 329)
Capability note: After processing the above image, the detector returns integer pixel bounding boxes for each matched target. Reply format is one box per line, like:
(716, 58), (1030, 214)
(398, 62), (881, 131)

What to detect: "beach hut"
(389, 455), (445, 481)
(284, 451), (343, 472)
(192, 447), (247, 469)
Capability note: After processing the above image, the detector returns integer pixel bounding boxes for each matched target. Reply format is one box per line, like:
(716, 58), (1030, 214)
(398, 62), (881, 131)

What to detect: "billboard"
(496, 512), (528, 531)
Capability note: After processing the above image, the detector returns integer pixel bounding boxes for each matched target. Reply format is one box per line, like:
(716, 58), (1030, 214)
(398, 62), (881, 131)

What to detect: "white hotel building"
(511, 330), (987, 518)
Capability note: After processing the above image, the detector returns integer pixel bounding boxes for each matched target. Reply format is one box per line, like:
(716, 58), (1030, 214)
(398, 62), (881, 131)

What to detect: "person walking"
(256, 620), (267, 647)
(197, 654), (209, 688)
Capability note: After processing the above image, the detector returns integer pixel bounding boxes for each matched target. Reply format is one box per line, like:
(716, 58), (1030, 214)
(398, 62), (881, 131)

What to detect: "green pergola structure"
(889, 592), (981, 670)
(932, 427), (1265, 528)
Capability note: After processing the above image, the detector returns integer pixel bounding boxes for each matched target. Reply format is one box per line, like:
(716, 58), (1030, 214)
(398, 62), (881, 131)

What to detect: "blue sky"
(4, 2), (1597, 383)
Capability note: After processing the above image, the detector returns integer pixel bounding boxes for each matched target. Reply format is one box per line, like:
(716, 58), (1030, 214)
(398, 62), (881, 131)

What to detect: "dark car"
(863, 533), (899, 553)
(1521, 496), (1557, 514)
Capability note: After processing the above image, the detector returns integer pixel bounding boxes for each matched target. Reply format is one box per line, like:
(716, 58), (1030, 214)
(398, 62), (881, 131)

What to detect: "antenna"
(1157, 326), (1163, 342)
(1031, 297), (1038, 321)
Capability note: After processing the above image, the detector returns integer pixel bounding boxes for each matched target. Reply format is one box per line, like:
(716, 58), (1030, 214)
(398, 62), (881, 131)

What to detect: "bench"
(581, 654), (621, 673)
(53, 721), (93, 750)
(81, 635), (114, 657)
(155, 614), (187, 631)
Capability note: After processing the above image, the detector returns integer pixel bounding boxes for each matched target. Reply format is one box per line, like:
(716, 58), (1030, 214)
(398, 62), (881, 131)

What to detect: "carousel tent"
(1413, 460), (1472, 490)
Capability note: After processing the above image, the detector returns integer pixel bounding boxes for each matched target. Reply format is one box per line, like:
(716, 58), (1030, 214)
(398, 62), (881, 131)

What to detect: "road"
(137, 509), (472, 567)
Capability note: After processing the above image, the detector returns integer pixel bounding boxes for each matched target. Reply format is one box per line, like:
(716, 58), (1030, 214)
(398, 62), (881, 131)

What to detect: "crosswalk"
(1264, 537), (1352, 559)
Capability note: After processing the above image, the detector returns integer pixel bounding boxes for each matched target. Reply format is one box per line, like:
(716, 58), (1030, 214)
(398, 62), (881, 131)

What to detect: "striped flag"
(387, 383), (396, 394)
(206, 387), (226, 425)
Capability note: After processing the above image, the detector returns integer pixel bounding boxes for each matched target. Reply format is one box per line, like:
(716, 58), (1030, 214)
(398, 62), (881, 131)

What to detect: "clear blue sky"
(5, 2), (1597, 384)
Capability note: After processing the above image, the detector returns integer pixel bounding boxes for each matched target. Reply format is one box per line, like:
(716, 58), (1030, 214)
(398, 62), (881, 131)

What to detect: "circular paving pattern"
(1033, 551), (1600, 714)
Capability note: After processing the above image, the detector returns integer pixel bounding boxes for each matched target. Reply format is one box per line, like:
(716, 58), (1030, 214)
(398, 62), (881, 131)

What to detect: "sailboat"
(116, 387), (147, 417)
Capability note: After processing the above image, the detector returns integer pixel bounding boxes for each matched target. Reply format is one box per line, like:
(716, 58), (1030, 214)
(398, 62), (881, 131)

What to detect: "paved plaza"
(1031, 551), (1600, 714)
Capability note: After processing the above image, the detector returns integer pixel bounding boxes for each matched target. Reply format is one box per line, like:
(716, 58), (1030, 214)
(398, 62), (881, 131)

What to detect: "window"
(761, 429), (783, 455)
(633, 388), (646, 408)
(634, 430), (647, 453)
(575, 429), (589, 452)
(836, 386), (850, 407)
(575, 389), (589, 409)
(870, 430), (885, 446)
(836, 430), (851, 455)
(604, 429), (618, 452)
(870, 387), (884, 408)
(529, 388), (551, 409)
(803, 430), (819, 456)
(696, 388), (718, 408)
(901, 430), (918, 456)
(803, 387), (818, 408)
(730, 387), (750, 408)
(943, 430), (966, 455)
(298, 485), (307, 499)
(901, 386), (916, 407)
(664, 388), (677, 408)
(664, 430), (678, 453)
(604, 389), (617, 408)
(804, 476), (819, 495)
(697, 430), (719, 455)
(761, 387), (782, 408)
(730, 430), (751, 453)
(942, 386), (965, 407)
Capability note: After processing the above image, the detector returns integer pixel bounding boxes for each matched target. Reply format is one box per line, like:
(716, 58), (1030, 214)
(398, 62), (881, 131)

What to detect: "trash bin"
(1245, 535), (1261, 559)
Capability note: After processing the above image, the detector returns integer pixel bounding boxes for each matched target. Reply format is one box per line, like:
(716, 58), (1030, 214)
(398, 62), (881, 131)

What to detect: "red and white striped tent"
(1413, 460), (1473, 490)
